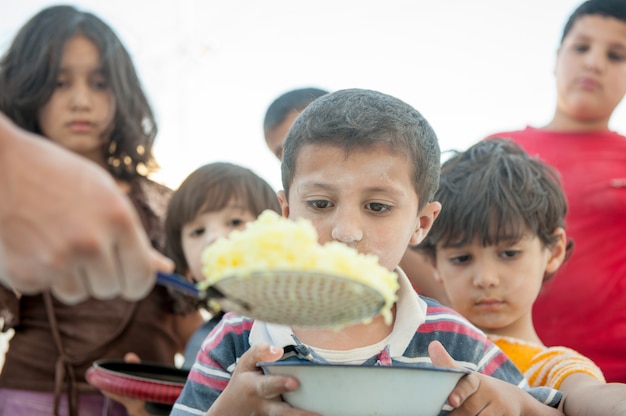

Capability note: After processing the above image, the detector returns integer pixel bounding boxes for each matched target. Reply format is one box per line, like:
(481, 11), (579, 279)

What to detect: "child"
(485, 0), (626, 383)
(263, 87), (329, 160)
(172, 89), (564, 416)
(163, 162), (282, 368)
(263, 87), (446, 302)
(417, 138), (626, 415)
(0, 6), (202, 415)
(106, 162), (282, 415)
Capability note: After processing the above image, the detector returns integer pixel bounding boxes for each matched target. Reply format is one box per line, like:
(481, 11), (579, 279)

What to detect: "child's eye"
(608, 50), (626, 62)
(55, 79), (69, 88)
(91, 79), (109, 90)
(228, 218), (245, 228)
(573, 43), (589, 53)
(189, 227), (205, 238)
(365, 202), (391, 213)
(307, 200), (332, 210)
(500, 250), (520, 259)
(450, 254), (471, 264)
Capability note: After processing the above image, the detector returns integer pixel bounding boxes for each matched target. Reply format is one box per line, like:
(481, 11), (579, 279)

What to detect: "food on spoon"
(199, 210), (399, 323)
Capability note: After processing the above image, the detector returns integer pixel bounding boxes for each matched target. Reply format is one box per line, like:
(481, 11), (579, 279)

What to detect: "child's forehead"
(294, 142), (414, 174)
(291, 142), (418, 195)
(295, 141), (405, 162)
(567, 14), (626, 42)
(438, 227), (534, 250)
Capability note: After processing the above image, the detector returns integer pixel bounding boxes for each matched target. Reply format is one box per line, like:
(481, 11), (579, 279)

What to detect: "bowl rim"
(257, 361), (470, 376)
(86, 360), (189, 405)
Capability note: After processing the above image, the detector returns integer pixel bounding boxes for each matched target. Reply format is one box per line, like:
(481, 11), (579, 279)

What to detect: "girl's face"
(181, 200), (257, 281)
(555, 15), (626, 125)
(434, 231), (565, 339)
(37, 35), (115, 165)
(278, 143), (440, 272)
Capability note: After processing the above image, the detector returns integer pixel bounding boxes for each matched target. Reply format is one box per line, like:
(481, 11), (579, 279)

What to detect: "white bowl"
(259, 362), (467, 416)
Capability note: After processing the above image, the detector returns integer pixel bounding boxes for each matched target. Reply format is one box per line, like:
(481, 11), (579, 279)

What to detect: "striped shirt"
(172, 272), (562, 415)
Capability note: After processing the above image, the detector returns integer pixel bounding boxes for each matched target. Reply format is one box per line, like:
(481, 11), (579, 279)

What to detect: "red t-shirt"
(488, 128), (626, 383)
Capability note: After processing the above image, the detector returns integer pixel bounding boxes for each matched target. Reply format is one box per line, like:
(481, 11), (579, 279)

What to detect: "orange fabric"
(490, 335), (605, 389)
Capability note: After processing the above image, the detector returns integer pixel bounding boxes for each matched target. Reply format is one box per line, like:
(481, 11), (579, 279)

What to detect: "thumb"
(428, 340), (463, 370)
(235, 342), (284, 374)
(152, 250), (175, 274)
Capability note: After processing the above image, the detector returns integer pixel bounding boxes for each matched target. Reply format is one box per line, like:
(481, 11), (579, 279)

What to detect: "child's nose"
(583, 47), (607, 73)
(330, 213), (363, 246)
(70, 84), (92, 109)
(206, 225), (229, 246)
(471, 264), (500, 288)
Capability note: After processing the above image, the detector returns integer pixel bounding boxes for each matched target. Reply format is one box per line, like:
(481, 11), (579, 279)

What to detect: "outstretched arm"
(0, 113), (173, 303)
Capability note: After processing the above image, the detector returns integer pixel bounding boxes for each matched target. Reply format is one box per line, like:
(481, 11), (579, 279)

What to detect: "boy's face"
(264, 110), (299, 160)
(433, 231), (565, 337)
(555, 15), (626, 123)
(181, 200), (257, 281)
(278, 143), (440, 272)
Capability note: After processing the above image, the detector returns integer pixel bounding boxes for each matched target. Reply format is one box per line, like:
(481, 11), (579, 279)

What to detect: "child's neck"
(481, 314), (543, 346)
(292, 307), (395, 350)
(544, 112), (610, 132)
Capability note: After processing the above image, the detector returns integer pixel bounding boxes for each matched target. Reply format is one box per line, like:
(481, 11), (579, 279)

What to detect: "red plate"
(86, 360), (189, 405)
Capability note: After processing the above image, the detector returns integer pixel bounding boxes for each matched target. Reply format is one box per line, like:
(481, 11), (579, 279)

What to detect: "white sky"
(2, 0), (625, 192)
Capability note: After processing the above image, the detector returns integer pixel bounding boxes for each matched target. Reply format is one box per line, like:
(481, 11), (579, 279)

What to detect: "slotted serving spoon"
(156, 270), (386, 327)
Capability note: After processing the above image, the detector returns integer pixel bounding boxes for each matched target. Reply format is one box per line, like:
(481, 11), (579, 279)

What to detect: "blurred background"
(3, 0), (625, 193)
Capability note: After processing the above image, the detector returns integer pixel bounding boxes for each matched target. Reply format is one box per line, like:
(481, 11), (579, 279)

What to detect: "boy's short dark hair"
(561, 0), (626, 43)
(263, 87), (329, 132)
(164, 162), (281, 275)
(280, 88), (441, 210)
(418, 138), (568, 278)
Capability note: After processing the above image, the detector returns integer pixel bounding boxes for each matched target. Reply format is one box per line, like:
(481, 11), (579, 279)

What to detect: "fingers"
(447, 373), (482, 410)
(428, 341), (480, 410)
(110, 204), (158, 301)
(243, 343), (300, 398)
(79, 250), (121, 300)
(237, 343), (284, 375)
(152, 249), (175, 274)
(257, 373), (299, 400)
(49, 268), (89, 304)
(247, 344), (300, 400)
(428, 340), (463, 370)
(124, 352), (141, 363)
(211, 343), (308, 415)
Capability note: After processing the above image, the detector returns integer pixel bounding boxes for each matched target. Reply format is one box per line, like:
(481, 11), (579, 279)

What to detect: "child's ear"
(433, 269), (443, 284)
(419, 250), (443, 285)
(277, 190), (290, 218)
(409, 201), (441, 246)
(553, 47), (562, 77)
(545, 227), (567, 275)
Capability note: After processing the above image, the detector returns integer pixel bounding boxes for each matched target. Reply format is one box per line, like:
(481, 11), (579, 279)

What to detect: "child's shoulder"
(417, 294), (485, 338)
(419, 294), (466, 318)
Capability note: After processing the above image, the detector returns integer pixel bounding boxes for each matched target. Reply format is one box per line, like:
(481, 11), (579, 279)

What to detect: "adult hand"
(428, 341), (563, 416)
(207, 343), (318, 416)
(0, 113), (173, 303)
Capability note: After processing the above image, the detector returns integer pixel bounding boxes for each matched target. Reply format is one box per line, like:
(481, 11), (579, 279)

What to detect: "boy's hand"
(207, 343), (319, 416)
(428, 341), (563, 416)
